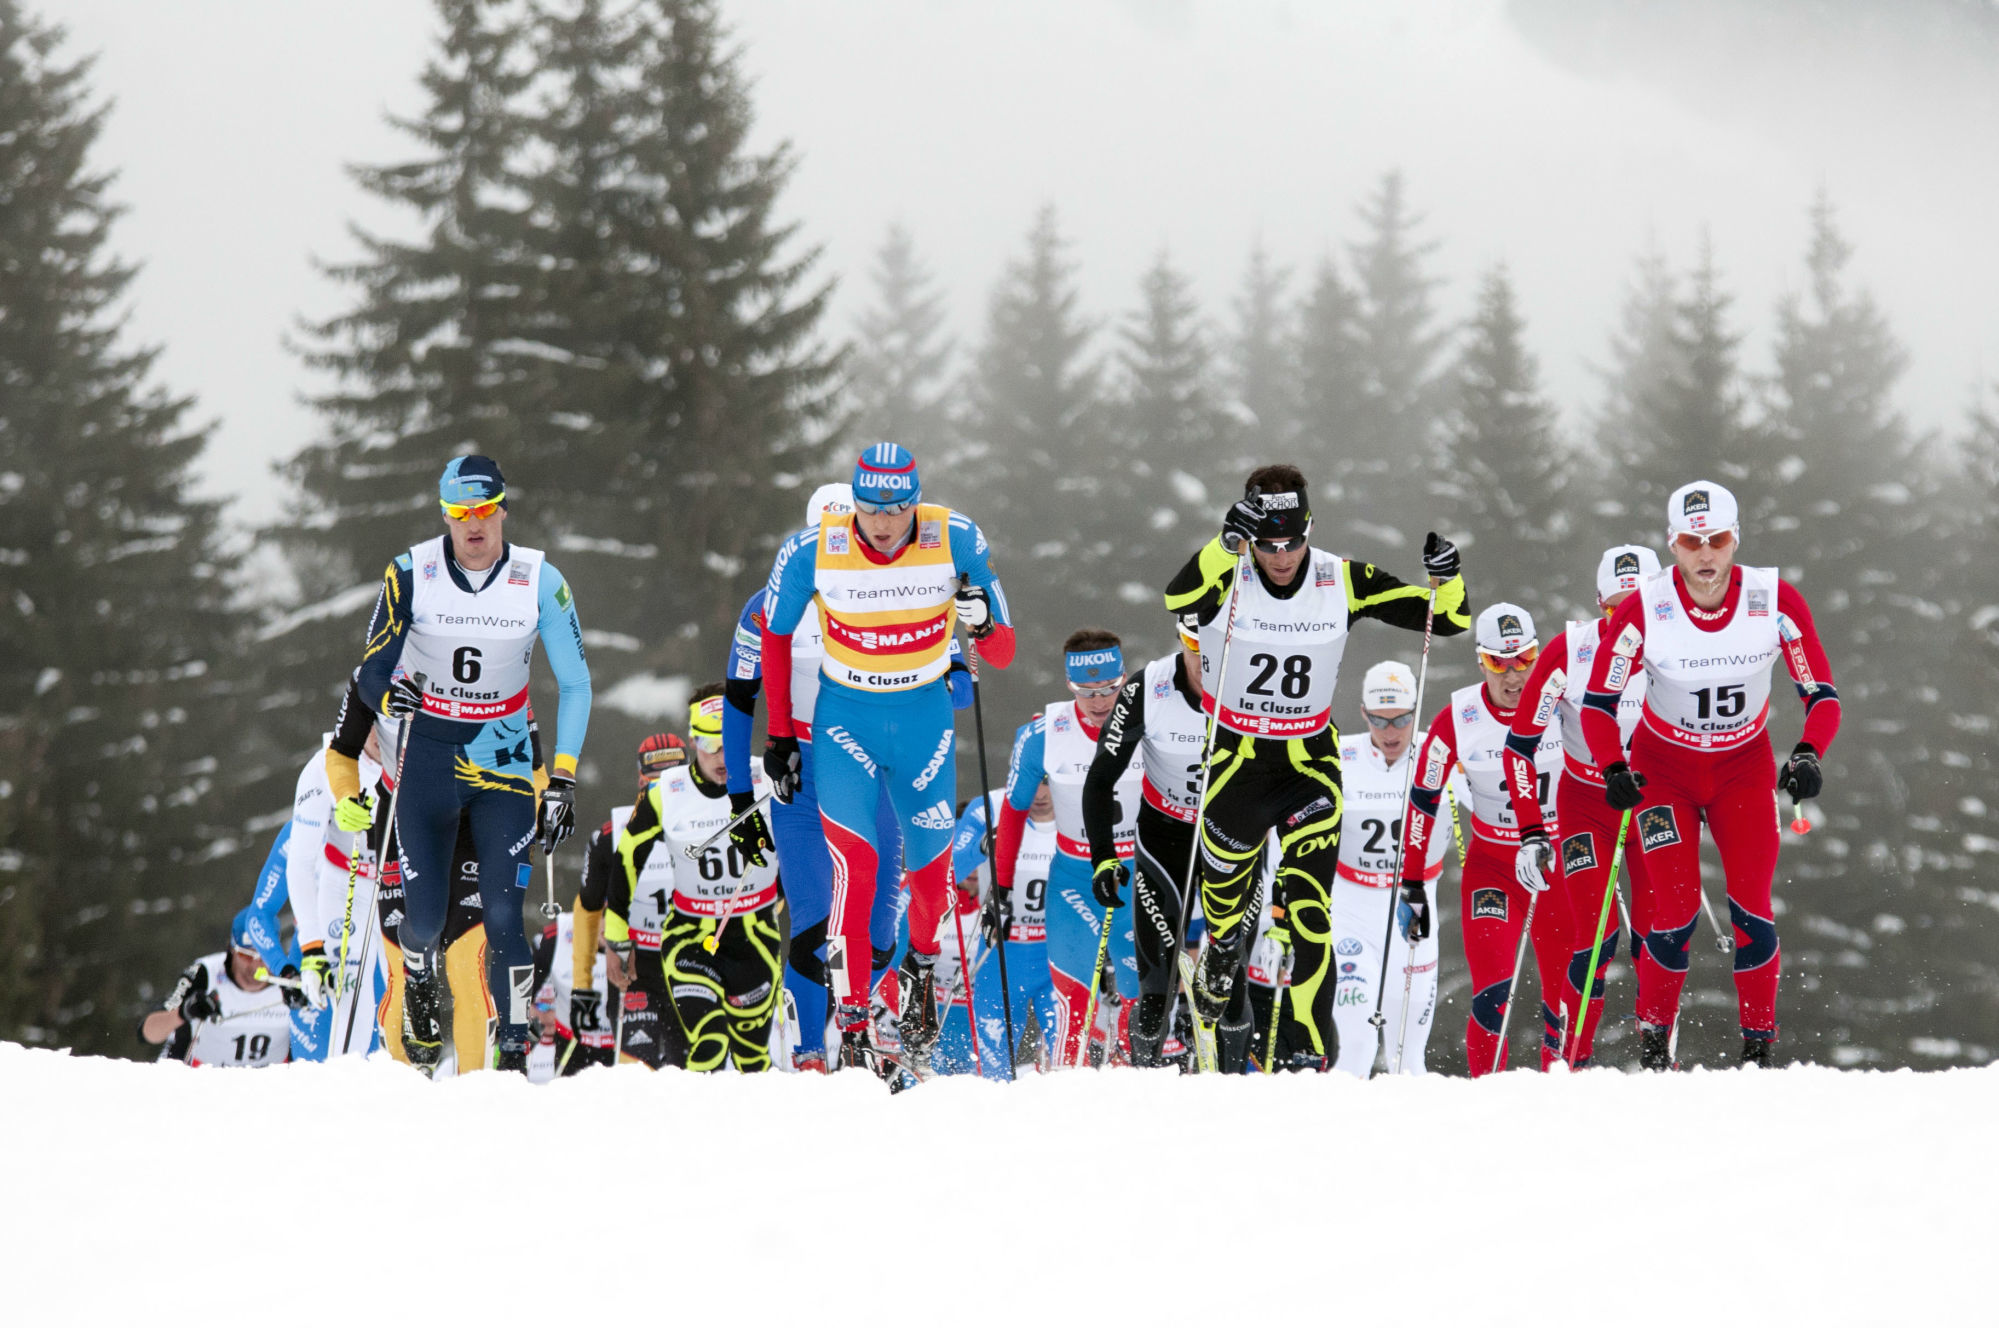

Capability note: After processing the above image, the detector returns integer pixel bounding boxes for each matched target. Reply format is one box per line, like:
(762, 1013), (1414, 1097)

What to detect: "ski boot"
(1129, 993), (1172, 1068)
(1192, 939), (1238, 1024)
(1740, 1036), (1773, 1068)
(401, 952), (444, 1077)
(1637, 1021), (1673, 1072)
(836, 1001), (908, 1092)
(896, 950), (940, 1074)
(494, 1040), (530, 1075)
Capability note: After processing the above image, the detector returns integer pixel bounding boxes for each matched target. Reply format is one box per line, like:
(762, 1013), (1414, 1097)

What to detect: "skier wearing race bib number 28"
(1163, 464), (1469, 1071)
(348, 455), (593, 1074)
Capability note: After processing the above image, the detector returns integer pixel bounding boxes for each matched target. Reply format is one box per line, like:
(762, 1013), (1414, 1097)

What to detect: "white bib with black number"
(1336, 737), (1437, 887)
(1134, 654), (1206, 823)
(399, 536), (542, 723)
(181, 955), (291, 1068)
(1560, 618), (1645, 767)
(657, 767), (779, 915)
(1637, 566), (1781, 752)
(1449, 684), (1562, 844)
(1044, 700), (1141, 862)
(1011, 819), (1056, 942)
(1202, 551), (1350, 739)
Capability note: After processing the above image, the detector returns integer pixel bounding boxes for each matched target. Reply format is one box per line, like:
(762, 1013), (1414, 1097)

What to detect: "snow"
(4, 1044), (1992, 1324)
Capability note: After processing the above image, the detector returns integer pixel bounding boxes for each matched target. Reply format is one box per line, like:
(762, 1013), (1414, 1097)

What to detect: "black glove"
(277, 964), (310, 1012)
(1779, 743), (1822, 801)
(1602, 760), (1647, 812)
(539, 775), (577, 853)
(955, 583), (996, 640)
(763, 734), (802, 803)
(1091, 859), (1129, 909)
(1397, 880), (1431, 943)
(728, 790), (775, 868)
(981, 886), (1013, 949)
(570, 987), (603, 1036)
(384, 674), (425, 719)
(1221, 496), (1264, 554)
(179, 984), (221, 1023)
(1422, 531), (1460, 582)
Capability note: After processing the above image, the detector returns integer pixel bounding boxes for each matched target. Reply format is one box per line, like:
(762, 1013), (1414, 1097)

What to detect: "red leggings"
(1459, 837), (1574, 1076)
(1550, 776), (1654, 1065)
(1626, 729), (1781, 1040)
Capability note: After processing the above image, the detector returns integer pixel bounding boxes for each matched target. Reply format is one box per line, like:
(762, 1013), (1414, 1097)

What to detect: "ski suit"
(147, 954), (292, 1067)
(1504, 616), (1652, 1064)
(236, 825), (322, 1055)
(758, 506), (1013, 1015)
(525, 911), (610, 1081)
(1164, 537), (1469, 1064)
(934, 800), (1059, 1077)
(284, 739), (387, 1057)
(353, 535), (592, 1055)
(1581, 566), (1840, 1042)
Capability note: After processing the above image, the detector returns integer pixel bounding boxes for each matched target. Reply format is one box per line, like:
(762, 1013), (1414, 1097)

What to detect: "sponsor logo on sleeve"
(735, 657), (756, 679)
(1561, 832), (1598, 876)
(1605, 656), (1630, 691)
(1612, 625), (1643, 657)
(554, 582), (572, 611)
(1637, 806), (1681, 852)
(1471, 887), (1509, 921)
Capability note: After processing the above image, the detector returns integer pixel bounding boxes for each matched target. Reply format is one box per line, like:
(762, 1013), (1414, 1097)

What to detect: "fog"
(56, 0), (1999, 514)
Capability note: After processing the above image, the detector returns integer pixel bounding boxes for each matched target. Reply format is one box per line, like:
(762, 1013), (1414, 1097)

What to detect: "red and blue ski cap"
(852, 442), (920, 512)
(440, 455), (507, 508)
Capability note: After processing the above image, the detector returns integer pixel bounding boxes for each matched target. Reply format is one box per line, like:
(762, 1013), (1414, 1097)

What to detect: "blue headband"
(1065, 646), (1124, 685)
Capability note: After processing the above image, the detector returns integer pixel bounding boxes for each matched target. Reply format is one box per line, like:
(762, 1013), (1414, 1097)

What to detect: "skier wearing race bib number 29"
(348, 455), (593, 1074)
(1163, 464), (1470, 1071)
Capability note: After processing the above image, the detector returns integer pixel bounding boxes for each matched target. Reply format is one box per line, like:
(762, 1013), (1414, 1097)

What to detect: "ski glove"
(1778, 742), (1822, 801)
(332, 792), (374, 834)
(1220, 496), (1264, 554)
(981, 885), (1013, 949)
(384, 675), (425, 720)
(1514, 827), (1555, 893)
(570, 987), (603, 1037)
(539, 775), (577, 853)
(763, 734), (802, 803)
(1602, 760), (1647, 812)
(955, 583), (996, 639)
(1397, 880), (1431, 943)
(299, 946), (334, 1010)
(727, 790), (775, 868)
(179, 984), (221, 1024)
(1422, 532), (1460, 582)
(276, 964), (311, 1012)
(1091, 858), (1129, 909)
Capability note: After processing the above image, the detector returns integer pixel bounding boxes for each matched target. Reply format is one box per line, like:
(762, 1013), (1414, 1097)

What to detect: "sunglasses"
(852, 495), (918, 515)
(1670, 528), (1736, 553)
(1068, 679), (1125, 699)
(440, 493), (505, 521)
(1363, 712), (1415, 730)
(690, 730), (724, 754)
(1478, 645), (1540, 673)
(1253, 534), (1308, 554)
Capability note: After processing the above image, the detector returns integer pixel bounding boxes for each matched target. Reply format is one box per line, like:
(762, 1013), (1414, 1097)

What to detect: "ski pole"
(1370, 577), (1441, 1050)
(1699, 881), (1732, 954)
(682, 792), (775, 859)
(253, 968), (304, 990)
(1168, 542), (1256, 1069)
(342, 684), (419, 1057)
(959, 577), (1015, 1080)
(1076, 904), (1117, 1069)
(1389, 781), (1463, 1073)
(1489, 893), (1538, 1075)
(1262, 930), (1292, 1071)
(1565, 809), (1632, 1066)
(950, 893), (985, 1079)
(702, 840), (774, 954)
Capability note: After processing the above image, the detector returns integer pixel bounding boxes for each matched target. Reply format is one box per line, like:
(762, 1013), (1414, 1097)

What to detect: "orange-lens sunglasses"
(440, 493), (505, 521)
(1478, 644), (1540, 673)
(1670, 528), (1735, 553)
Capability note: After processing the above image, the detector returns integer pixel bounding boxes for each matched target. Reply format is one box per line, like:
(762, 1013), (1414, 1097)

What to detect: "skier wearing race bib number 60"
(347, 455), (593, 1074)
(1163, 464), (1469, 1071)
(1581, 481), (1840, 1069)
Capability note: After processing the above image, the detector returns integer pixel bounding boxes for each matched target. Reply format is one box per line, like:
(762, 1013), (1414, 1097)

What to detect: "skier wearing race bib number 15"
(348, 455), (592, 1074)
(1163, 464), (1469, 1071)
(1581, 481), (1840, 1069)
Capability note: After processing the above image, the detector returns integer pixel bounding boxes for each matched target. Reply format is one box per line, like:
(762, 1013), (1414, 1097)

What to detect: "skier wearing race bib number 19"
(1581, 481), (1839, 1069)
(1163, 464), (1469, 1071)
(758, 442), (1015, 1075)
(347, 455), (592, 1074)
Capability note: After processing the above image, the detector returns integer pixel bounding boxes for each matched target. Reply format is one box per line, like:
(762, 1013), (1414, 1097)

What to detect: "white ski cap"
(1596, 544), (1662, 601)
(1360, 660), (1417, 711)
(805, 482), (855, 526)
(1476, 603), (1538, 656)
(1666, 479), (1739, 538)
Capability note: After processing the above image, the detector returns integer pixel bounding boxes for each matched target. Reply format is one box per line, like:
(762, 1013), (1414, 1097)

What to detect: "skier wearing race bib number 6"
(1163, 464), (1470, 1071)
(348, 455), (593, 1074)
(1581, 481), (1840, 1069)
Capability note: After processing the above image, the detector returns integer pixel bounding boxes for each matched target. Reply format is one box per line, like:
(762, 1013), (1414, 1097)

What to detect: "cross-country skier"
(724, 482), (971, 1071)
(612, 687), (783, 1071)
(932, 795), (1057, 1076)
(284, 719), (392, 1058)
(1164, 464), (1468, 1070)
(995, 629), (1141, 1068)
(1401, 605), (1567, 1074)
(1580, 481), (1840, 1068)
(757, 442), (1014, 1071)
(138, 909), (292, 1067)
(233, 824), (323, 1051)
(1502, 545), (1660, 1066)
(524, 909), (611, 1080)
(347, 455), (593, 1073)
(1079, 616), (1208, 1067)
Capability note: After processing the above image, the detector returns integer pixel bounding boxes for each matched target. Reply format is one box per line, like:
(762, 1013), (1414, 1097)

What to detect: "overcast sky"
(56, 0), (1999, 517)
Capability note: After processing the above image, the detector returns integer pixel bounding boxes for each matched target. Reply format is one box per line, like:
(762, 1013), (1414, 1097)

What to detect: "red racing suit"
(1581, 566), (1840, 1042)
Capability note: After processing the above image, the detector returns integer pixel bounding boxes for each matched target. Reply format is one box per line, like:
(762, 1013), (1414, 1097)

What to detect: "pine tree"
(1112, 251), (1230, 559)
(0, 4), (248, 1053)
(1591, 244), (1679, 527)
(850, 224), (955, 453)
(1292, 257), (1374, 544)
(1228, 241), (1294, 467)
(1440, 265), (1577, 620)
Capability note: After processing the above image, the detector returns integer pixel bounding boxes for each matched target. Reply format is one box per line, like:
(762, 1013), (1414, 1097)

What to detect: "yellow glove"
(333, 792), (375, 834)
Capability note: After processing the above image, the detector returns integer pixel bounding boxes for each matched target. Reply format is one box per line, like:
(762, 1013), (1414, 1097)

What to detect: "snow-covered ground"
(4, 1042), (1988, 1325)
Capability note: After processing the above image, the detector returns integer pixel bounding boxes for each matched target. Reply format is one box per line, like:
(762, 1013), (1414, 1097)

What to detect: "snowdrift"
(3, 1042), (1988, 1325)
